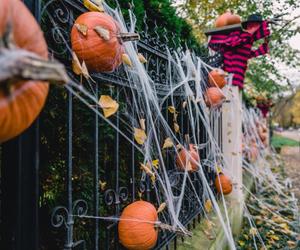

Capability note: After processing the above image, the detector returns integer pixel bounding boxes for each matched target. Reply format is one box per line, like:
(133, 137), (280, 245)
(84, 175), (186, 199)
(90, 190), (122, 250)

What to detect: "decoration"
(71, 12), (139, 72)
(215, 11), (241, 27)
(215, 173), (232, 195)
(118, 201), (158, 250)
(204, 87), (225, 107)
(208, 69), (227, 88)
(176, 144), (200, 172)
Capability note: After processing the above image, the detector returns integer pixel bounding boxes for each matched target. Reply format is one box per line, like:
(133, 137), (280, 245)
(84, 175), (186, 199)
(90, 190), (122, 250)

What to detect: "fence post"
(222, 85), (244, 236)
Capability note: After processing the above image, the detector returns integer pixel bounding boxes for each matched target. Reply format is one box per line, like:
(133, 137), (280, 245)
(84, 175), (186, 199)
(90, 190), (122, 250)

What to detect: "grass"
(271, 134), (299, 148)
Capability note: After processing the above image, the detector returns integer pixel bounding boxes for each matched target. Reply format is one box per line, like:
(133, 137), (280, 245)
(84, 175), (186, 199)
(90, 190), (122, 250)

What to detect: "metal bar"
(204, 24), (242, 36)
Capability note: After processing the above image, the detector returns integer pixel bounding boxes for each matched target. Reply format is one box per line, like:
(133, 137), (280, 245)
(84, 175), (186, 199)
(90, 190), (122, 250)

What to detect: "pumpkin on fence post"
(204, 87), (226, 108)
(71, 12), (140, 73)
(208, 69), (227, 88)
(215, 11), (241, 27)
(0, 0), (49, 143)
(118, 201), (158, 250)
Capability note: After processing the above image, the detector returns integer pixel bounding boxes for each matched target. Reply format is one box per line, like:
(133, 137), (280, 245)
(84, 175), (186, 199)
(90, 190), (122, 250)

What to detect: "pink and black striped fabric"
(209, 21), (270, 88)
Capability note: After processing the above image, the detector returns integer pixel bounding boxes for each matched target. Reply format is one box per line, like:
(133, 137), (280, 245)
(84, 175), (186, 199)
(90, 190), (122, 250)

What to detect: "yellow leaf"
(152, 159), (159, 169)
(134, 128), (147, 145)
(269, 235), (279, 241)
(238, 240), (245, 246)
(216, 166), (222, 174)
(99, 95), (119, 118)
(138, 53), (147, 63)
(162, 137), (173, 149)
(157, 202), (167, 213)
(74, 23), (88, 36)
(168, 106), (176, 114)
(122, 53), (133, 67)
(250, 227), (257, 236)
(83, 0), (104, 12)
(174, 123), (180, 133)
(94, 26), (110, 41)
(204, 199), (213, 213)
(99, 180), (106, 191)
(139, 119), (146, 130)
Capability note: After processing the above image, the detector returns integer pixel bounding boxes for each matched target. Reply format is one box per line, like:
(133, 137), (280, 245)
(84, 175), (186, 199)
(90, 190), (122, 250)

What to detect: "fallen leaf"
(204, 199), (213, 213)
(162, 137), (173, 149)
(157, 202), (166, 213)
(122, 53), (133, 67)
(134, 128), (147, 145)
(139, 119), (146, 130)
(152, 159), (159, 169)
(75, 23), (88, 36)
(168, 106), (176, 114)
(94, 26), (110, 41)
(83, 0), (104, 12)
(99, 180), (106, 190)
(138, 53), (147, 63)
(99, 95), (119, 118)
(174, 123), (180, 133)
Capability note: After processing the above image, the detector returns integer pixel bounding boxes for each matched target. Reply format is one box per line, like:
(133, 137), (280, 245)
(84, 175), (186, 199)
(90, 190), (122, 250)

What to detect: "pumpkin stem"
(155, 222), (192, 237)
(117, 32), (140, 43)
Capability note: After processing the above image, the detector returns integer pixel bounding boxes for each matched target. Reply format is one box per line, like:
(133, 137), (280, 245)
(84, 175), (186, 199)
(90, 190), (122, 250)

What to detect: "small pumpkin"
(215, 11), (241, 27)
(176, 144), (200, 172)
(208, 69), (227, 88)
(205, 87), (225, 107)
(118, 201), (158, 250)
(0, 0), (49, 143)
(215, 173), (232, 195)
(71, 12), (139, 72)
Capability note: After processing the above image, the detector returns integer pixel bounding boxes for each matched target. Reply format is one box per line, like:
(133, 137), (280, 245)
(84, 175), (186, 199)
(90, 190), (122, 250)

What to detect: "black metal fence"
(0, 0), (223, 249)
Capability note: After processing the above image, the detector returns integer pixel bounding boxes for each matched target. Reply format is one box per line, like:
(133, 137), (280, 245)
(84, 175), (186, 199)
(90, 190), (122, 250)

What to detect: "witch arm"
(253, 21), (271, 41)
(250, 40), (269, 58)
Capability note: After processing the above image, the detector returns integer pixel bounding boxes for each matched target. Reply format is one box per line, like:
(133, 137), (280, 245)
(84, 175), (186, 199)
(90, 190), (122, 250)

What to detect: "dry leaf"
(138, 53), (147, 63)
(168, 106), (176, 114)
(134, 128), (147, 145)
(83, 0), (104, 12)
(162, 137), (173, 149)
(205, 219), (215, 230)
(94, 26), (110, 41)
(174, 123), (180, 133)
(99, 180), (106, 190)
(269, 235), (279, 241)
(99, 95), (119, 118)
(138, 191), (143, 200)
(157, 202), (166, 213)
(204, 199), (213, 213)
(139, 119), (146, 130)
(182, 101), (187, 109)
(203, 230), (215, 240)
(249, 227), (257, 236)
(287, 241), (297, 248)
(152, 159), (159, 169)
(75, 23), (88, 36)
(81, 61), (92, 80)
(122, 53), (133, 67)
(72, 52), (82, 75)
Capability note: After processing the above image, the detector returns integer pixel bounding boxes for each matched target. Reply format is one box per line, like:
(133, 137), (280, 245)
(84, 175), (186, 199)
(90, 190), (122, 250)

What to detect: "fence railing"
(0, 1), (226, 250)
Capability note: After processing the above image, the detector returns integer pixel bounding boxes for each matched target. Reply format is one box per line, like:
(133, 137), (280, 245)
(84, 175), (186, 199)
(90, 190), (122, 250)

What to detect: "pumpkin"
(176, 144), (200, 172)
(118, 201), (158, 250)
(215, 173), (232, 195)
(0, 0), (49, 143)
(215, 11), (241, 27)
(208, 69), (227, 88)
(205, 87), (225, 107)
(71, 12), (139, 72)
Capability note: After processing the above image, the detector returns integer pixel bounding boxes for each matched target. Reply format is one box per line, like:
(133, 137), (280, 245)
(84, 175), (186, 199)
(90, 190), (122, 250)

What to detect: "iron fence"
(0, 0), (223, 249)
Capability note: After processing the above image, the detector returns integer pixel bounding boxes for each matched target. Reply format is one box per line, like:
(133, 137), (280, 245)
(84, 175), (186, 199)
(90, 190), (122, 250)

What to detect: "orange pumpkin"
(215, 174), (232, 195)
(176, 144), (200, 172)
(71, 12), (139, 72)
(205, 87), (225, 107)
(118, 201), (158, 250)
(208, 69), (227, 88)
(0, 0), (49, 143)
(215, 11), (241, 27)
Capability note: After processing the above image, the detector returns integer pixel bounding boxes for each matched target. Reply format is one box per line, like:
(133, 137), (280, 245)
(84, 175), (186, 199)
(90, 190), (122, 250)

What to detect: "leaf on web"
(204, 199), (213, 213)
(157, 202), (167, 213)
(162, 137), (173, 149)
(99, 95), (119, 118)
(134, 128), (147, 145)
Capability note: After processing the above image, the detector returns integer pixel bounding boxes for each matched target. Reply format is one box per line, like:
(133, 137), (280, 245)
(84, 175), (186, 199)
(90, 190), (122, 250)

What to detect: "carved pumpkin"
(0, 0), (49, 143)
(215, 173), (232, 195)
(215, 11), (241, 27)
(205, 87), (225, 107)
(71, 12), (139, 72)
(118, 201), (158, 250)
(208, 69), (227, 88)
(176, 144), (200, 172)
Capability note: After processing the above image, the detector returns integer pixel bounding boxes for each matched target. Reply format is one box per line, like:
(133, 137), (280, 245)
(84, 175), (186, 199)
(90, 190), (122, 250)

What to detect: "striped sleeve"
(250, 42), (269, 58)
(253, 21), (270, 41)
